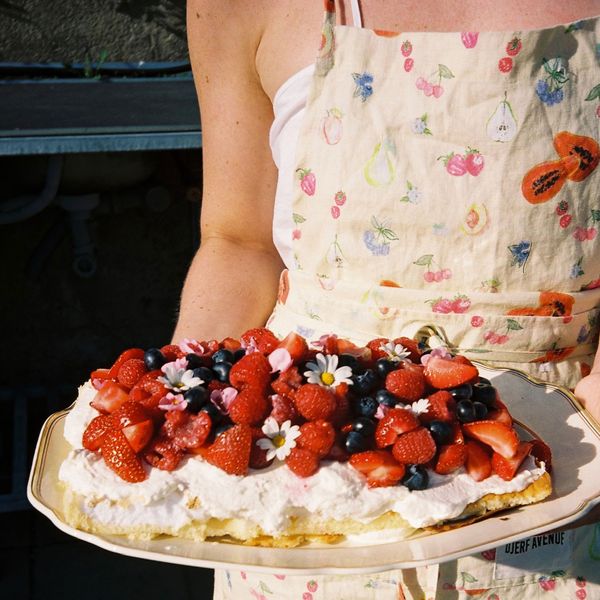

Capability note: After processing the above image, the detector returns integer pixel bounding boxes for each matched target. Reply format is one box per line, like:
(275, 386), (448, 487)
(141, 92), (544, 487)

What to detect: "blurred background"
(1, 1), (215, 597)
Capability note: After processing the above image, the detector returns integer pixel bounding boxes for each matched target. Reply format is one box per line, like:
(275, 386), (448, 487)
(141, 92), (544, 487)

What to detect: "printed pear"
(486, 98), (517, 142)
(364, 140), (396, 187)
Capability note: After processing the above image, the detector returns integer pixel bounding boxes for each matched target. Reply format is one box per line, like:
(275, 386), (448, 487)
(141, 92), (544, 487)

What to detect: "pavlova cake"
(58, 329), (552, 547)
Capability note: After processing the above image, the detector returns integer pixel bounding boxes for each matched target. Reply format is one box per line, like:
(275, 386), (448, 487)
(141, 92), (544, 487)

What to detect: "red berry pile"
(82, 329), (550, 487)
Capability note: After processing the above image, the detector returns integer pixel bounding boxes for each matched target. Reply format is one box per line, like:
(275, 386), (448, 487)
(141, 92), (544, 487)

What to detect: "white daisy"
(398, 398), (430, 416)
(256, 418), (301, 461)
(158, 357), (203, 391)
(379, 341), (412, 363)
(303, 353), (353, 388)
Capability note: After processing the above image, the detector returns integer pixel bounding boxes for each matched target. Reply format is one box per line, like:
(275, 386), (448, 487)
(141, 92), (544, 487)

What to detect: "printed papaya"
(553, 131), (600, 182)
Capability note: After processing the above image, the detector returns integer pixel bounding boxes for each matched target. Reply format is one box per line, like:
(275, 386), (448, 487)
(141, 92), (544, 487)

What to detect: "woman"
(177, 0), (600, 597)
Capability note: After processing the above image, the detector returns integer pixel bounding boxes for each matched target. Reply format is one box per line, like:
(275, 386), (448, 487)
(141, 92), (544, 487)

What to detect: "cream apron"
(215, 2), (600, 597)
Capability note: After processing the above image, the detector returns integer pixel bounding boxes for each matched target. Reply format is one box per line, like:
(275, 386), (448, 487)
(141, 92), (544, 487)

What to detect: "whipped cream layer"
(59, 382), (546, 535)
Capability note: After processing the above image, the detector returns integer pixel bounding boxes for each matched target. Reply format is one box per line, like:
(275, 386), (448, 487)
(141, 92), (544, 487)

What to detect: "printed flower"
(158, 358), (203, 391)
(256, 417), (301, 461)
(411, 114), (432, 135)
(379, 341), (411, 362)
(508, 240), (532, 271)
(304, 353), (353, 388)
(352, 71), (374, 102)
(363, 216), (398, 256)
(400, 180), (422, 204)
(536, 57), (569, 106)
(159, 392), (188, 412)
(571, 257), (585, 279)
(179, 338), (205, 355)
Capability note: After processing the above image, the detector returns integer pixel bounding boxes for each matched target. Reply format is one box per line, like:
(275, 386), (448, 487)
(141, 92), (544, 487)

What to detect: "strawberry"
(112, 401), (151, 428)
(336, 338), (371, 361)
(294, 384), (336, 421)
(277, 332), (308, 362)
(91, 381), (130, 414)
(143, 435), (183, 471)
(139, 370), (166, 394)
(423, 355), (478, 389)
(330, 386), (351, 426)
(271, 366), (303, 398)
(229, 352), (271, 391)
(90, 368), (112, 389)
(366, 337), (391, 361)
(392, 427), (437, 465)
(375, 408), (420, 448)
(297, 420), (335, 458)
(138, 390), (168, 423)
(465, 440), (492, 482)
(492, 441), (533, 481)
(122, 419), (154, 452)
(205, 424), (252, 475)
(128, 387), (151, 402)
(169, 411), (212, 450)
(240, 328), (280, 354)
(228, 387), (270, 425)
(487, 406), (513, 427)
(451, 421), (464, 444)
(221, 337), (242, 351)
(107, 348), (145, 379)
(420, 390), (456, 423)
(462, 420), (519, 459)
(268, 393), (298, 424)
(349, 450), (406, 488)
(392, 337), (422, 362)
(434, 443), (467, 475)
(116, 358), (147, 389)
(160, 344), (185, 361)
(385, 368), (426, 402)
(82, 414), (117, 451)
(101, 428), (147, 482)
(249, 427), (272, 469)
(285, 446), (320, 477)
(530, 438), (552, 472)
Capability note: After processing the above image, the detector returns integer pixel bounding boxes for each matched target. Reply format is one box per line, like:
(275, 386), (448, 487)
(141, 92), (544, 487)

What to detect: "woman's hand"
(574, 371), (600, 424)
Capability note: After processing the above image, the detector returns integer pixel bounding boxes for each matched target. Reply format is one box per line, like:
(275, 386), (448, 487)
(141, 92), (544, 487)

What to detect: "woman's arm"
(172, 0), (284, 343)
(574, 345), (600, 423)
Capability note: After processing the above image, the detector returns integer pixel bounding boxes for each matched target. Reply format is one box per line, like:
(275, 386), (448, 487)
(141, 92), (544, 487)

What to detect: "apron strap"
(349, 0), (363, 27)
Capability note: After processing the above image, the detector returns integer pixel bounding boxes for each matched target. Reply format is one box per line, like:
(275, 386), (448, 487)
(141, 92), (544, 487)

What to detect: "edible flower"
(379, 341), (411, 362)
(256, 417), (301, 461)
(179, 338), (206, 355)
(420, 346), (453, 366)
(402, 398), (430, 416)
(268, 348), (293, 374)
(158, 357), (203, 391)
(304, 353), (353, 389)
(210, 387), (238, 414)
(158, 392), (188, 412)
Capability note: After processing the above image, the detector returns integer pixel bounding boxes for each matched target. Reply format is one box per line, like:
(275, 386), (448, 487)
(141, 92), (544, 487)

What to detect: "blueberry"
(375, 389), (398, 408)
(233, 348), (246, 362)
(402, 465), (429, 491)
(352, 369), (378, 395)
(352, 417), (376, 437)
(212, 349), (235, 364)
(375, 358), (397, 378)
(184, 386), (210, 413)
(472, 382), (496, 406)
(212, 361), (232, 383)
(477, 377), (492, 386)
(345, 431), (369, 454)
(428, 420), (453, 445)
(200, 402), (221, 421)
(185, 353), (204, 370)
(338, 353), (361, 371)
(144, 348), (166, 371)
(473, 401), (488, 420)
(213, 422), (234, 437)
(353, 396), (378, 418)
(193, 366), (214, 384)
(456, 399), (476, 423)
(449, 383), (473, 401)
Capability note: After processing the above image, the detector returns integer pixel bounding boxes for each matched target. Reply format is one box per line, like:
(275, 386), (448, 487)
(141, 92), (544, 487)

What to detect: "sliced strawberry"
(160, 344), (185, 361)
(385, 368), (426, 402)
(229, 352), (271, 392)
(277, 332), (308, 362)
(487, 406), (513, 427)
(268, 393), (298, 424)
(335, 338), (371, 361)
(205, 424), (252, 475)
(221, 337), (242, 351)
(122, 419), (154, 452)
(434, 443), (467, 475)
(392, 427), (437, 465)
(297, 420), (335, 458)
(530, 438), (552, 472)
(451, 421), (465, 444)
(330, 386), (351, 426)
(100, 428), (147, 482)
(420, 390), (456, 423)
(285, 446), (320, 477)
(294, 384), (336, 421)
(138, 390), (168, 423)
(492, 441), (533, 481)
(392, 337), (422, 362)
(228, 387), (270, 425)
(240, 327), (280, 354)
(465, 440), (492, 481)
(91, 381), (130, 414)
(116, 358), (147, 389)
(143, 435), (183, 471)
(375, 408), (420, 448)
(107, 348), (145, 379)
(90, 368), (112, 390)
(424, 355), (479, 389)
(112, 401), (151, 428)
(271, 366), (303, 398)
(128, 387), (151, 402)
(366, 337), (391, 361)
(349, 450), (406, 488)
(82, 414), (117, 451)
(462, 420), (520, 459)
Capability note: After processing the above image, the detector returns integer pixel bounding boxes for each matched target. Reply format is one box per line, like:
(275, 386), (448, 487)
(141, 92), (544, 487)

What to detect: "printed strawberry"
(228, 387), (270, 425)
(375, 408), (420, 448)
(116, 358), (147, 389)
(143, 435), (183, 471)
(229, 352), (271, 391)
(434, 443), (467, 475)
(505, 36), (522, 56)
(423, 355), (479, 389)
(285, 446), (320, 477)
(349, 450), (406, 488)
(385, 368), (426, 402)
(465, 149), (484, 176)
(462, 420), (520, 459)
(440, 152), (467, 176)
(492, 441), (533, 481)
(205, 424), (252, 475)
(100, 428), (147, 482)
(297, 420), (335, 458)
(277, 331), (308, 362)
(271, 366), (303, 398)
(498, 56), (513, 73)
(420, 390), (456, 423)
(530, 438), (552, 472)
(296, 168), (316, 196)
(107, 348), (145, 379)
(392, 427), (437, 465)
(366, 337), (391, 361)
(400, 40), (412, 56)
(465, 440), (492, 481)
(160, 344), (185, 361)
(460, 31), (479, 48)
(91, 380), (131, 414)
(112, 401), (151, 428)
(294, 384), (336, 421)
(240, 327), (280, 354)
(122, 419), (154, 453)
(82, 414), (117, 451)
(392, 337), (422, 362)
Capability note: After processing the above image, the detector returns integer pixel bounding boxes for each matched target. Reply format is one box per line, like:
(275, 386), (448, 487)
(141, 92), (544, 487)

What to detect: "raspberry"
(240, 328), (280, 354)
(391, 427), (437, 465)
(101, 428), (147, 482)
(229, 352), (271, 391)
(297, 420), (335, 458)
(143, 435), (183, 471)
(434, 443), (467, 474)
(366, 337), (390, 361)
(163, 411), (212, 450)
(269, 394), (298, 425)
(385, 368), (426, 402)
(228, 387), (270, 425)
(271, 366), (303, 398)
(420, 391), (456, 423)
(117, 358), (147, 389)
(205, 424), (252, 475)
(160, 344), (185, 361)
(294, 384), (336, 421)
(285, 447), (320, 477)
(82, 414), (116, 451)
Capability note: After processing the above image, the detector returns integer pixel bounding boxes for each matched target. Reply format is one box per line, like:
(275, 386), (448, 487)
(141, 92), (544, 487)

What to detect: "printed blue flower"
(508, 240), (532, 270)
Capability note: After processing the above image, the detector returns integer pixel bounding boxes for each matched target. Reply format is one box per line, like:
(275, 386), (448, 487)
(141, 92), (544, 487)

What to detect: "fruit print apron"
(215, 2), (600, 598)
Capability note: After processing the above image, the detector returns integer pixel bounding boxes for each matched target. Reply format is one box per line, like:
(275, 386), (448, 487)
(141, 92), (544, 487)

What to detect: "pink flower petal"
(179, 338), (205, 355)
(210, 387), (238, 414)
(268, 347), (293, 373)
(159, 393), (188, 412)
